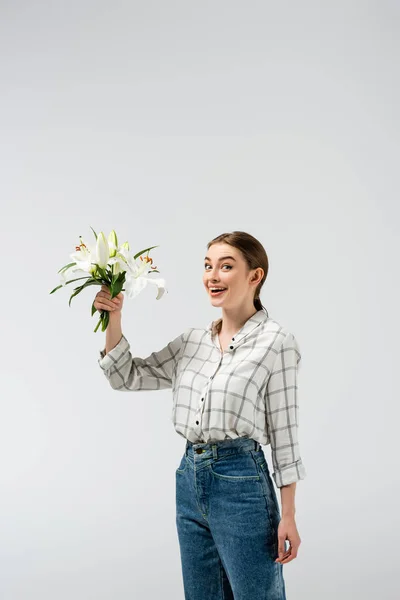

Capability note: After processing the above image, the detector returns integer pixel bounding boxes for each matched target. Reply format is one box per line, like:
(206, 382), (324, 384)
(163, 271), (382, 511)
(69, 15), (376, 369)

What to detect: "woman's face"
(202, 243), (261, 308)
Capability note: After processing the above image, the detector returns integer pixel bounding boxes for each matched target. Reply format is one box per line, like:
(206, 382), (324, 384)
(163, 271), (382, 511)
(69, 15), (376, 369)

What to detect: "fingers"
(101, 284), (110, 292)
(278, 538), (286, 557)
(276, 547), (297, 564)
(94, 300), (120, 313)
(94, 287), (123, 312)
(275, 541), (300, 564)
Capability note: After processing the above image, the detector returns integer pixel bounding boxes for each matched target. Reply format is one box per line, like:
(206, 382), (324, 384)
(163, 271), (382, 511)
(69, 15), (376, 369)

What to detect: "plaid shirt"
(98, 309), (306, 487)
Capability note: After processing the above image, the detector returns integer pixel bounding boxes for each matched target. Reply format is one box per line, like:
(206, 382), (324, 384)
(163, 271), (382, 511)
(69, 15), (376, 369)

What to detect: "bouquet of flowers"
(50, 227), (167, 332)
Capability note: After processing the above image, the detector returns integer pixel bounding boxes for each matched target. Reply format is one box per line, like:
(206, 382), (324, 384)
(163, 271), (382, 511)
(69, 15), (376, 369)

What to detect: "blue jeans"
(175, 436), (286, 600)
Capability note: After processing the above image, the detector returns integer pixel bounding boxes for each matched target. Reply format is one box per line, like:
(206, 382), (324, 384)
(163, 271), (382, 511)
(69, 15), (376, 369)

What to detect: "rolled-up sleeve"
(265, 331), (306, 487)
(98, 330), (186, 391)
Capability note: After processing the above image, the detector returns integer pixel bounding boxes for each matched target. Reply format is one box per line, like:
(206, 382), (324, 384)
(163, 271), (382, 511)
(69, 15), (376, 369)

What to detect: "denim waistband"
(185, 436), (261, 460)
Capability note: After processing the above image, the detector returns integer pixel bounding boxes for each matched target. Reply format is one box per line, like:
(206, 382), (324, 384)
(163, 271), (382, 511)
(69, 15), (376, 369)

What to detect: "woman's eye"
(204, 265), (232, 270)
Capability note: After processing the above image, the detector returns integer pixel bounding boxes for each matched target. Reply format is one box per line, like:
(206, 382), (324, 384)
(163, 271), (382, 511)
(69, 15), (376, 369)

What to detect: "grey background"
(0, 1), (399, 598)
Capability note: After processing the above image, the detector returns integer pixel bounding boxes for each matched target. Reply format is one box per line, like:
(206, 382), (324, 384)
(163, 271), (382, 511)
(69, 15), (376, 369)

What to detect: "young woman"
(95, 230), (306, 600)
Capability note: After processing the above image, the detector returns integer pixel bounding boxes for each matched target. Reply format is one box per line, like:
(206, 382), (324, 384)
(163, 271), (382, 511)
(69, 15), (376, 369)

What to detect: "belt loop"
(212, 444), (218, 459)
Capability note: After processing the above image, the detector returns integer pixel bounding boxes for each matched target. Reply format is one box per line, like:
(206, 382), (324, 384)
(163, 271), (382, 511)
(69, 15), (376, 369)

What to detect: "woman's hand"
(94, 285), (124, 315)
(275, 516), (301, 564)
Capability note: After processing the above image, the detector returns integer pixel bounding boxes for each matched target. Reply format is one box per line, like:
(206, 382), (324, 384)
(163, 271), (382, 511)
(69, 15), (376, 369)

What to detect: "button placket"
(195, 344), (225, 430)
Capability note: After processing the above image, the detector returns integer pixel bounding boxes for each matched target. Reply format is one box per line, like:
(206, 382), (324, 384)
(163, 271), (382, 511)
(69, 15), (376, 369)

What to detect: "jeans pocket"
(176, 453), (188, 474)
(209, 452), (261, 480)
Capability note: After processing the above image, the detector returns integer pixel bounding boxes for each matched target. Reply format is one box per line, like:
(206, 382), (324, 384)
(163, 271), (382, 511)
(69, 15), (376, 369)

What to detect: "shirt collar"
(206, 309), (269, 344)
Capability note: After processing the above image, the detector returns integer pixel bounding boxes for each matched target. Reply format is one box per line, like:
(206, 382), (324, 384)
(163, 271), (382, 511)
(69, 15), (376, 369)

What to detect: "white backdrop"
(0, 1), (399, 598)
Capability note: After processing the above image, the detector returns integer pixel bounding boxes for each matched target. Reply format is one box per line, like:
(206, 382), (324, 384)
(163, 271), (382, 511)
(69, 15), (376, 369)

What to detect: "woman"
(95, 230), (306, 600)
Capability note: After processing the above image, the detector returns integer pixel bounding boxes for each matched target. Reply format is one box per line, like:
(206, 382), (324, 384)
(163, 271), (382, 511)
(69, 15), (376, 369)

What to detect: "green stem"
(94, 312), (104, 333)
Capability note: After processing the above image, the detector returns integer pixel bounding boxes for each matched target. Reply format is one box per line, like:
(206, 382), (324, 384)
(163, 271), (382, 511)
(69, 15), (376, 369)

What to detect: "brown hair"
(206, 230), (269, 316)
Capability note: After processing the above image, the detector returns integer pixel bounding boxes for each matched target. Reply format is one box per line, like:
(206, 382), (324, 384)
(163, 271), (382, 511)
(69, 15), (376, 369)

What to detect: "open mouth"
(209, 288), (227, 297)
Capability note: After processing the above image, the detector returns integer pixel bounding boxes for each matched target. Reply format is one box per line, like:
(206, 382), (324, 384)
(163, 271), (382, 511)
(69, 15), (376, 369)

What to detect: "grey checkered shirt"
(98, 309), (306, 487)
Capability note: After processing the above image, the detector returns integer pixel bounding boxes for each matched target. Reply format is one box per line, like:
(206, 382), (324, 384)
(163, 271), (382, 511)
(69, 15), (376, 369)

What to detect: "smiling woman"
(202, 231), (269, 324)
(98, 230), (305, 599)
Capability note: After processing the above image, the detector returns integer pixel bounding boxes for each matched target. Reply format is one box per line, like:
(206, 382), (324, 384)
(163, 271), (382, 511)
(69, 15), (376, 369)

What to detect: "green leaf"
(57, 262), (76, 274)
(68, 279), (102, 307)
(101, 311), (110, 332)
(109, 272), (126, 298)
(133, 245), (160, 260)
(50, 275), (92, 295)
(68, 287), (83, 307)
(64, 275), (92, 285)
(90, 226), (98, 240)
(92, 264), (109, 281)
(49, 284), (63, 294)
(91, 301), (97, 316)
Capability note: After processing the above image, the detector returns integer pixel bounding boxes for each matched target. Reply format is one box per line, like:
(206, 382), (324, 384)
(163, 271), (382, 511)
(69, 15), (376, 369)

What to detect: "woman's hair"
(206, 230), (269, 315)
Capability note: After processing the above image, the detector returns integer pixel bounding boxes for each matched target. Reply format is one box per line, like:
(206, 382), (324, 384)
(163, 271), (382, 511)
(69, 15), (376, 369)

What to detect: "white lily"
(108, 240), (130, 276)
(108, 230), (118, 258)
(62, 232), (111, 285)
(96, 231), (110, 269)
(123, 251), (167, 300)
(69, 236), (96, 275)
(60, 236), (99, 286)
(50, 228), (168, 334)
(59, 265), (91, 286)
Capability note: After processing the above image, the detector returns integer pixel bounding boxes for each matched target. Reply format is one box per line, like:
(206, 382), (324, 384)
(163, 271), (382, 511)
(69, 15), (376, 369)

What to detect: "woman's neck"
(217, 306), (259, 337)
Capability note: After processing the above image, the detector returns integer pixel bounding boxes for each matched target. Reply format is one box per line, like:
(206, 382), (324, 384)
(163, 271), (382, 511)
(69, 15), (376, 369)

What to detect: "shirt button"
(196, 420), (199, 425)
(229, 345), (234, 349)
(201, 398), (204, 401)
(232, 337), (235, 340)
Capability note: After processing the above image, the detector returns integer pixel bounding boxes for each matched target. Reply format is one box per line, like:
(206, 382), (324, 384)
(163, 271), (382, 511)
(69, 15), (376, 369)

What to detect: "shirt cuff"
(98, 334), (130, 372)
(272, 459), (307, 488)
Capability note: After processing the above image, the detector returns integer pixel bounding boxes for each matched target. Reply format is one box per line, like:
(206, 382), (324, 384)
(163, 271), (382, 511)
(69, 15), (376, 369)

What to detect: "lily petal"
(124, 274), (148, 299)
(145, 276), (167, 300)
(108, 230), (118, 258)
(96, 232), (110, 268)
